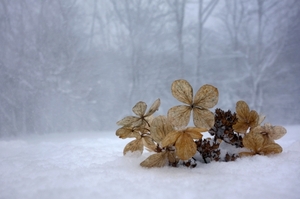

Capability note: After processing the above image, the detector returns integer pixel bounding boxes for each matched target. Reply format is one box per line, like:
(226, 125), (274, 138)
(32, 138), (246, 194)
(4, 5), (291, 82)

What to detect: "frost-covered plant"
(115, 79), (287, 168)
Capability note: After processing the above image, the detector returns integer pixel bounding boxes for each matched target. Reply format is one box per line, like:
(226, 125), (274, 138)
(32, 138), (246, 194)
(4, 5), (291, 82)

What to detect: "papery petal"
(167, 151), (177, 164)
(116, 116), (140, 126)
(239, 151), (255, 157)
(171, 79), (193, 105)
(233, 122), (249, 134)
(264, 123), (287, 140)
(248, 110), (259, 128)
(116, 127), (141, 139)
(161, 131), (181, 148)
(123, 139), (144, 155)
(194, 84), (219, 109)
(235, 101), (250, 117)
(185, 127), (205, 139)
(242, 131), (264, 152)
(150, 115), (174, 143)
(260, 143), (283, 155)
(175, 133), (197, 160)
(140, 152), (168, 168)
(193, 107), (215, 129)
(142, 136), (157, 152)
(132, 101), (147, 117)
(145, 98), (161, 117)
(167, 105), (191, 128)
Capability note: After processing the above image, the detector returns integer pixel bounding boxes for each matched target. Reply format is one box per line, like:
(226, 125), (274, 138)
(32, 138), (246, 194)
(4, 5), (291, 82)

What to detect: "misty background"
(0, 0), (299, 137)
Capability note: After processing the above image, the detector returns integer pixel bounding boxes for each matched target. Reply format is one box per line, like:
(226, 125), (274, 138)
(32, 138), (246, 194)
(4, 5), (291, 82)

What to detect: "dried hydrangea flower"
(150, 115), (174, 144)
(239, 130), (282, 157)
(253, 123), (287, 141)
(116, 99), (160, 128)
(232, 101), (259, 133)
(167, 79), (219, 129)
(161, 127), (206, 160)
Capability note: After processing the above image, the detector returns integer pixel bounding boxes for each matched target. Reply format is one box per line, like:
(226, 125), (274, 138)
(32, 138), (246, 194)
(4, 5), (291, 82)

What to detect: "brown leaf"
(140, 152), (168, 168)
(175, 133), (197, 160)
(150, 115), (174, 143)
(194, 84), (219, 109)
(192, 107), (215, 129)
(145, 98), (161, 117)
(142, 136), (157, 152)
(171, 79), (193, 105)
(167, 105), (191, 128)
(116, 116), (140, 127)
(116, 127), (141, 139)
(123, 139), (144, 156)
(132, 101), (147, 117)
(161, 131), (181, 148)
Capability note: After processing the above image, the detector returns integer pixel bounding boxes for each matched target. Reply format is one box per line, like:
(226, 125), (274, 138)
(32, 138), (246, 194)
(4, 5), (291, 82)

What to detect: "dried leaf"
(194, 84), (219, 109)
(185, 127), (205, 139)
(150, 115), (174, 143)
(116, 127), (140, 139)
(193, 107), (215, 129)
(142, 136), (157, 152)
(140, 152), (168, 168)
(145, 98), (161, 117)
(167, 105), (191, 128)
(123, 139), (144, 155)
(171, 79), (193, 105)
(161, 131), (181, 148)
(132, 101), (147, 117)
(116, 116), (140, 126)
(175, 133), (197, 160)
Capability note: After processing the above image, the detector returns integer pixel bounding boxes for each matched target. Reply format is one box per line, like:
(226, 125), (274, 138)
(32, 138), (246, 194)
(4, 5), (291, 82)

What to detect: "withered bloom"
(167, 79), (219, 129)
(161, 127), (206, 161)
(232, 101), (259, 133)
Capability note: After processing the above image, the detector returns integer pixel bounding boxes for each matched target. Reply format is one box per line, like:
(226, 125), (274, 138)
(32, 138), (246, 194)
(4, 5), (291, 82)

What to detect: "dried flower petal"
(171, 79), (193, 105)
(140, 152), (168, 168)
(185, 127), (205, 139)
(194, 84), (219, 109)
(233, 101), (259, 133)
(242, 131), (264, 152)
(145, 98), (161, 117)
(142, 136), (157, 152)
(175, 132), (197, 160)
(161, 131), (181, 148)
(132, 101), (147, 117)
(123, 139), (144, 155)
(116, 127), (141, 139)
(260, 143), (283, 155)
(167, 105), (191, 128)
(116, 116), (141, 127)
(150, 115), (174, 143)
(193, 107), (215, 129)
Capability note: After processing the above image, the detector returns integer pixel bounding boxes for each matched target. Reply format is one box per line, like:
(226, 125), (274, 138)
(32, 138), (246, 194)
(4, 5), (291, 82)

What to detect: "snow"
(1, 126), (300, 199)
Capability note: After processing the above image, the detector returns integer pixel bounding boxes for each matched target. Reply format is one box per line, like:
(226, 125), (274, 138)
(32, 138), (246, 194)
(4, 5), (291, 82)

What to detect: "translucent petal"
(185, 127), (205, 139)
(193, 107), (215, 129)
(123, 139), (144, 155)
(242, 132), (264, 152)
(175, 133), (197, 160)
(167, 105), (191, 128)
(236, 101), (250, 117)
(145, 98), (161, 117)
(260, 143), (283, 155)
(248, 110), (259, 128)
(171, 79), (193, 105)
(194, 84), (219, 109)
(161, 131), (181, 148)
(150, 115), (174, 143)
(132, 101), (147, 117)
(140, 152), (168, 168)
(116, 127), (140, 139)
(116, 116), (140, 126)
(142, 136), (157, 152)
(263, 123), (287, 140)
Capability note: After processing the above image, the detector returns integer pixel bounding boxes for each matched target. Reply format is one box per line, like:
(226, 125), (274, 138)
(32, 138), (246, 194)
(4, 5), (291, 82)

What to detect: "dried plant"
(167, 79), (219, 129)
(115, 79), (288, 169)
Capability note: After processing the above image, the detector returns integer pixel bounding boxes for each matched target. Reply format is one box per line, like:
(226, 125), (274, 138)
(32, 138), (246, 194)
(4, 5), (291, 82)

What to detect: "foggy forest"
(0, 0), (299, 137)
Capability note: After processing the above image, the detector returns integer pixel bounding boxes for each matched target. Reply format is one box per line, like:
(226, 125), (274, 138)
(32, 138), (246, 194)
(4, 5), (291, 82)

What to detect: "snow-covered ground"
(0, 126), (299, 199)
